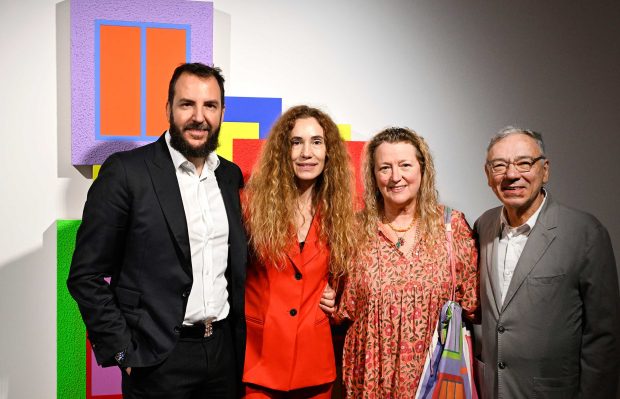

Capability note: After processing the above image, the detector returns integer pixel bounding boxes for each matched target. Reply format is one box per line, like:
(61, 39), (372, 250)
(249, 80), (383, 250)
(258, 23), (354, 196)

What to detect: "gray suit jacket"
(475, 194), (620, 399)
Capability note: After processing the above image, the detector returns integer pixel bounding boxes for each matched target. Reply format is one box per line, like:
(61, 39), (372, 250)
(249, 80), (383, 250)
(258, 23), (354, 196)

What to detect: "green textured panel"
(57, 220), (86, 399)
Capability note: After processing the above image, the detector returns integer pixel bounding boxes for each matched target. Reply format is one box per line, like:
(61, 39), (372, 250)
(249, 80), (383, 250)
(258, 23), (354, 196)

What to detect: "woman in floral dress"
(336, 127), (478, 398)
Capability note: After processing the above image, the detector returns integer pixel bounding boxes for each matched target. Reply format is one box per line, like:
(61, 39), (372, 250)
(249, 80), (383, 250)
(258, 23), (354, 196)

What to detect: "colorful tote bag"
(415, 207), (478, 399)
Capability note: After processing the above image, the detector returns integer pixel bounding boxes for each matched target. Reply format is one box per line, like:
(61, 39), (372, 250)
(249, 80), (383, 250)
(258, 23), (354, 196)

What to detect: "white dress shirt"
(165, 132), (230, 325)
(497, 192), (547, 305)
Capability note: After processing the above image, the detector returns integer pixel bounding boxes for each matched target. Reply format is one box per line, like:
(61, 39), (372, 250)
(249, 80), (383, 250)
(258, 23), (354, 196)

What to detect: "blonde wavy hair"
(360, 127), (443, 242)
(244, 105), (358, 279)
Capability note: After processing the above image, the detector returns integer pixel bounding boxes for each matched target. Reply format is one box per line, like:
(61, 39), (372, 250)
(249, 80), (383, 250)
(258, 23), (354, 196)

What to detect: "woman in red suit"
(243, 105), (358, 398)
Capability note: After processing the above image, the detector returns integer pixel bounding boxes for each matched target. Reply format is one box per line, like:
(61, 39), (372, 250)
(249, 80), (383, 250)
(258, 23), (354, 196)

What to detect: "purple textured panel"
(71, 0), (213, 165)
(90, 347), (122, 396)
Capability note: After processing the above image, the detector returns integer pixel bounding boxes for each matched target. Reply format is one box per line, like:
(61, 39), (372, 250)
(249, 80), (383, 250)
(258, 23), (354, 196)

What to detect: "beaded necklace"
(385, 217), (419, 249)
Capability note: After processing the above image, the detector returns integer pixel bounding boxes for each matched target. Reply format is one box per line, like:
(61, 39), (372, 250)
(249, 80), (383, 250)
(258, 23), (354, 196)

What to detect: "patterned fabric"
(337, 207), (478, 399)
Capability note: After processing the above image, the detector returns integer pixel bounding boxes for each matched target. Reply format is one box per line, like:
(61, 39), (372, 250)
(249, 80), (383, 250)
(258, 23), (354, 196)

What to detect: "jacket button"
(174, 326), (181, 333)
(498, 362), (506, 369)
(497, 325), (505, 333)
(290, 308), (298, 316)
(295, 272), (302, 280)
(182, 290), (190, 298)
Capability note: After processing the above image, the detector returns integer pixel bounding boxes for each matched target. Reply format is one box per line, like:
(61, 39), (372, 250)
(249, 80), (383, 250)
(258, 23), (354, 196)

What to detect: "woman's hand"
(319, 283), (336, 315)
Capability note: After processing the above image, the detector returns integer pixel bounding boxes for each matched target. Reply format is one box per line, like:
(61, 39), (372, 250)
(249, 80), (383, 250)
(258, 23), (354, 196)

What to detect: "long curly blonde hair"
(244, 105), (358, 279)
(360, 127), (443, 242)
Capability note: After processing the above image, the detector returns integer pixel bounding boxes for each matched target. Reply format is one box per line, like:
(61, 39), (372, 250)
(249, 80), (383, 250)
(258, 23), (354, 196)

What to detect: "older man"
(475, 126), (620, 398)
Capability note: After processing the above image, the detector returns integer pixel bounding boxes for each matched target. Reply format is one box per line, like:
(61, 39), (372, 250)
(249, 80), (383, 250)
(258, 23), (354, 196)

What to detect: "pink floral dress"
(337, 207), (478, 399)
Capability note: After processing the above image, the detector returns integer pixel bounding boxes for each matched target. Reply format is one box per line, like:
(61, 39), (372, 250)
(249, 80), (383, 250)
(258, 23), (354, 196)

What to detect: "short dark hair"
(167, 63), (226, 108)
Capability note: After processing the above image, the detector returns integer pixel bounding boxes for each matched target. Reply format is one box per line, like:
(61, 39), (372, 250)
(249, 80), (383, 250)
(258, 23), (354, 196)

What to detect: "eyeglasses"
(486, 156), (546, 175)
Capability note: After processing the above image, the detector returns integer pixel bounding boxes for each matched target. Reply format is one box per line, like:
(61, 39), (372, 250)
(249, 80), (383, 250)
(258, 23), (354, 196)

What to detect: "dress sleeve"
(334, 274), (356, 323)
(450, 210), (479, 321)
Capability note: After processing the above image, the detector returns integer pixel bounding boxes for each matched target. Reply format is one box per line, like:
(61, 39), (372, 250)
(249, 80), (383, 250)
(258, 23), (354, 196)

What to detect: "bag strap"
(444, 206), (456, 301)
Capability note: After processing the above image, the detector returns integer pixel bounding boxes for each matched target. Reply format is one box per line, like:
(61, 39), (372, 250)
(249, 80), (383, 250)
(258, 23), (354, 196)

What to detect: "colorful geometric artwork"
(95, 21), (190, 140)
(87, 340), (121, 398)
(219, 122), (260, 162)
(57, 219), (124, 399)
(71, 0), (213, 166)
(337, 124), (352, 141)
(232, 139), (264, 182)
(57, 220), (86, 398)
(224, 97), (282, 138)
(216, 96), (282, 162)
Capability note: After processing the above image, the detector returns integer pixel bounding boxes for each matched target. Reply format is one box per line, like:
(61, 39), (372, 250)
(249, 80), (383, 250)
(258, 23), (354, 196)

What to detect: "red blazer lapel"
(286, 213), (322, 272)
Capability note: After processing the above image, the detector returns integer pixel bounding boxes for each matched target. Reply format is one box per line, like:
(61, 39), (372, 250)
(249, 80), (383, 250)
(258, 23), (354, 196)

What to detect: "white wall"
(0, 0), (618, 397)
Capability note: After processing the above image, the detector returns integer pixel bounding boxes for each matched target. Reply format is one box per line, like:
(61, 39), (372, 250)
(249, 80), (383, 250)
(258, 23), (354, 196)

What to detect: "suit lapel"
(214, 159), (237, 245)
(287, 213), (321, 272)
(145, 136), (191, 274)
(489, 227), (503, 315)
(501, 198), (558, 311)
(482, 210), (503, 315)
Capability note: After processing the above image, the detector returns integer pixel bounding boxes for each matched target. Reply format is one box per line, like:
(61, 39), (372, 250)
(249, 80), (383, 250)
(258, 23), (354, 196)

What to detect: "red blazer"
(243, 216), (336, 391)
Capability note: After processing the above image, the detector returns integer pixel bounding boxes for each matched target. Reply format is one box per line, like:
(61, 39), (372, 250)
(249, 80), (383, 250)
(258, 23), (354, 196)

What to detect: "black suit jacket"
(67, 135), (247, 375)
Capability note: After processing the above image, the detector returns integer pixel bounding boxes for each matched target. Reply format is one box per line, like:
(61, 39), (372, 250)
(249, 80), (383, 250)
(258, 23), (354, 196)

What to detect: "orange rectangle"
(100, 25), (141, 136)
(145, 27), (187, 137)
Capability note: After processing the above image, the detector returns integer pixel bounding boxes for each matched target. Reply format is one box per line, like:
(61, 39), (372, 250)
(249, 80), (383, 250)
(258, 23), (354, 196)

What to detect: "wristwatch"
(114, 349), (127, 366)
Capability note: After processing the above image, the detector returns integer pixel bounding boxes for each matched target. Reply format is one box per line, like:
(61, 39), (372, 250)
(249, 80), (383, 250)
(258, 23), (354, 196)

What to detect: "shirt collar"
(165, 131), (220, 173)
(205, 148), (220, 172)
(500, 188), (547, 236)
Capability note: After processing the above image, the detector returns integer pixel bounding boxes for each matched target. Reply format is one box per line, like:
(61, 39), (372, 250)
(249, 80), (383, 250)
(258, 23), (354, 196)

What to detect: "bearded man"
(68, 63), (247, 399)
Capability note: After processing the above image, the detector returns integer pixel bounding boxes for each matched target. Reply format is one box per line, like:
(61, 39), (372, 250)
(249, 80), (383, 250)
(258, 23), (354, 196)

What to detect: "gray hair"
(487, 126), (546, 155)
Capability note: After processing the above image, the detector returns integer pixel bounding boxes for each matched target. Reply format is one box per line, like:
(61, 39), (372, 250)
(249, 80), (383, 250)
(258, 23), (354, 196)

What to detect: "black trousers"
(122, 322), (236, 399)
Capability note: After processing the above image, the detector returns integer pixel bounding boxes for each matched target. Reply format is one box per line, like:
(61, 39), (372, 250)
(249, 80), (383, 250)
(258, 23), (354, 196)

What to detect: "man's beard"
(169, 116), (221, 159)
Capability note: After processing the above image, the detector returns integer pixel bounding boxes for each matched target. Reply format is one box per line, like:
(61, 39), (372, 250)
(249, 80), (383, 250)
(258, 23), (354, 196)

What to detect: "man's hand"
(125, 367), (132, 376)
(319, 283), (336, 315)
